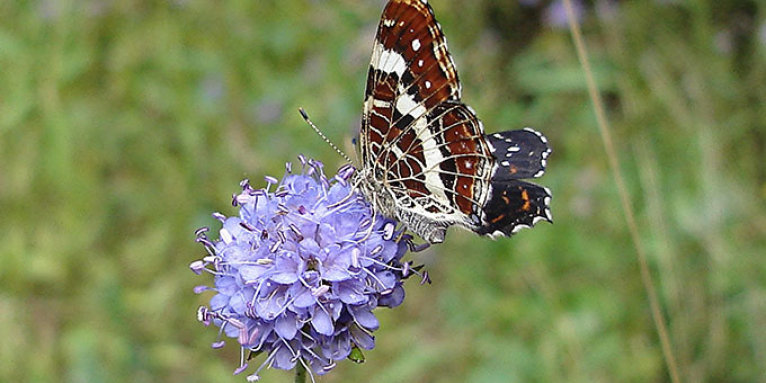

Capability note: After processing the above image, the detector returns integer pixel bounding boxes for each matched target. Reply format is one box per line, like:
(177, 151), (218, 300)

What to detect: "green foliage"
(0, 1), (763, 382)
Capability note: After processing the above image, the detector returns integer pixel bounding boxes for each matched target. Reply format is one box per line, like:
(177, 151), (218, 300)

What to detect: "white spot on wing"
(488, 230), (504, 239)
(418, 121), (450, 204)
(390, 143), (404, 158)
(374, 47), (407, 76)
(486, 140), (497, 153)
(418, 59), (424, 67)
(425, 80), (431, 89)
(511, 224), (530, 234)
(523, 127), (542, 136)
(412, 39), (421, 51)
(395, 92), (426, 119)
(372, 99), (391, 108)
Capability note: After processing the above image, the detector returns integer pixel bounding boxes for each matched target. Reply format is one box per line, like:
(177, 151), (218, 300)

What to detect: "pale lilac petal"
(240, 265), (270, 283)
(379, 285), (405, 307)
(311, 307), (334, 336)
(209, 294), (229, 311)
(215, 276), (238, 296)
(271, 345), (297, 370)
(275, 312), (298, 340)
(336, 282), (368, 305)
(349, 305), (379, 330)
(350, 324), (375, 350)
(292, 288), (316, 308)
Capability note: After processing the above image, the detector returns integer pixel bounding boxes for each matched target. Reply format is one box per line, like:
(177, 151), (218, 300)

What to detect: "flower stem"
(294, 360), (306, 383)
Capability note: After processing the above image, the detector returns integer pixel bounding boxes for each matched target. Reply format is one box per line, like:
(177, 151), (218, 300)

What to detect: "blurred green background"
(1, 0), (764, 382)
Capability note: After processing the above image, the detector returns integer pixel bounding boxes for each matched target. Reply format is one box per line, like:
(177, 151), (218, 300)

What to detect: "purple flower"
(191, 157), (421, 380)
(543, 0), (584, 29)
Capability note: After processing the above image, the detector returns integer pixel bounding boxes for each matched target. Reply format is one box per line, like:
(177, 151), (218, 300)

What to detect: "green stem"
(294, 359), (306, 383)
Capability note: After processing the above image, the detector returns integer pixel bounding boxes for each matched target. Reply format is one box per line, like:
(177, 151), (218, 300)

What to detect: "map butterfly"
(355, 0), (552, 243)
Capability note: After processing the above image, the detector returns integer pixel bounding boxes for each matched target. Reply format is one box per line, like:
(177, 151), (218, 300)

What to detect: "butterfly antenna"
(298, 108), (353, 164)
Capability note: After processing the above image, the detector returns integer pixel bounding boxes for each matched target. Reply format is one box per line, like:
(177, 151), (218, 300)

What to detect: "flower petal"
(311, 306), (334, 336)
(254, 284), (288, 320)
(272, 344), (297, 370)
(321, 246), (352, 282)
(349, 324), (375, 350)
(209, 294), (229, 311)
(374, 270), (397, 291)
(275, 312), (298, 340)
(215, 276), (238, 296)
(349, 305), (379, 330)
(378, 285), (405, 308)
(336, 282), (368, 305)
(269, 255), (299, 284)
(293, 288), (316, 309)
(323, 330), (351, 361)
(240, 265), (270, 283)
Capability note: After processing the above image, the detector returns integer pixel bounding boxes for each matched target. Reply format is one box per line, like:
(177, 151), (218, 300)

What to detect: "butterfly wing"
(360, 0), (551, 242)
(361, 0), (461, 169)
(361, 0), (488, 223)
(478, 127), (553, 236)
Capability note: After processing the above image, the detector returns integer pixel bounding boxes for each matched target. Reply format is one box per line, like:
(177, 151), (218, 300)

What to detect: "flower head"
(191, 157), (415, 380)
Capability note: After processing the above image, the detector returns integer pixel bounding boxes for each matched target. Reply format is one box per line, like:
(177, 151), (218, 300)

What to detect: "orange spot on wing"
(520, 189), (531, 211)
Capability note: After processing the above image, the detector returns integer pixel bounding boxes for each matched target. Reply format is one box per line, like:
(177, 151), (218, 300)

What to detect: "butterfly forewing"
(362, 0), (462, 166)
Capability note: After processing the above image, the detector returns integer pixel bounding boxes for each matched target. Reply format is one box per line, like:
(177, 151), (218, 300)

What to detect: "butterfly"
(355, 0), (552, 244)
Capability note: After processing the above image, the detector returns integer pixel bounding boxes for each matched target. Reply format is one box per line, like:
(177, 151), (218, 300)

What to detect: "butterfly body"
(357, 0), (552, 243)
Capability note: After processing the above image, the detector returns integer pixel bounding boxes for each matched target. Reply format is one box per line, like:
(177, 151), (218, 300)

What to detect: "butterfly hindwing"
(486, 128), (551, 181)
(477, 180), (553, 237)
